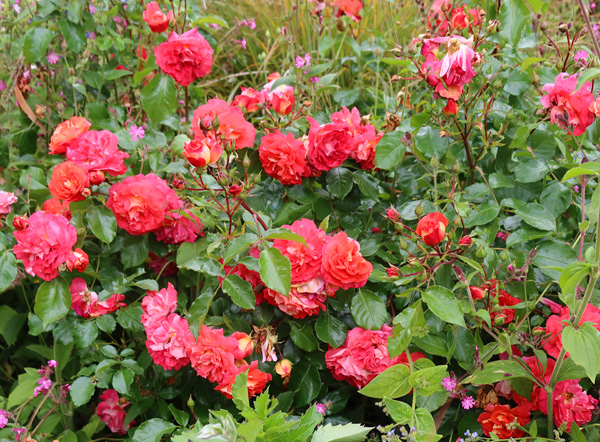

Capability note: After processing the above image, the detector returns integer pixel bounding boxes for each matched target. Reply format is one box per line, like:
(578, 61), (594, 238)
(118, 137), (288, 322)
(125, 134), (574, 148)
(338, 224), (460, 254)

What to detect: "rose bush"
(2, 0), (600, 441)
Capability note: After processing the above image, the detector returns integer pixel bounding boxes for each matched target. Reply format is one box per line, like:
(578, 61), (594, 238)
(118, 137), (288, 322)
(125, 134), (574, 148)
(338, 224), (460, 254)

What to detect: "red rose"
(321, 231), (372, 290)
(43, 197), (71, 220)
(269, 85), (295, 115)
(478, 404), (530, 439)
(450, 6), (469, 30)
(459, 236), (472, 246)
(259, 130), (308, 185)
(333, 0), (363, 21)
(142, 1), (173, 33)
(306, 116), (355, 171)
(443, 99), (458, 115)
(49, 116), (91, 154)
(155, 28), (213, 86)
(416, 212), (448, 246)
(107, 173), (182, 235)
(96, 390), (133, 435)
(66, 248), (89, 272)
(48, 161), (89, 203)
(215, 360), (272, 399)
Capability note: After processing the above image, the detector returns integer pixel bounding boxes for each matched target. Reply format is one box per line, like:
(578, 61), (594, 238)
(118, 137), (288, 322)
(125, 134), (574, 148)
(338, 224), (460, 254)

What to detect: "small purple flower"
(575, 50), (589, 62)
(47, 51), (60, 65)
(129, 124), (145, 142)
(0, 410), (7, 429)
(0, 80), (6, 91)
(316, 403), (326, 415)
(296, 53), (312, 71)
(461, 396), (475, 410)
(310, 76), (320, 84)
(48, 359), (57, 368)
(89, 4), (96, 13)
(441, 376), (456, 392)
(236, 37), (247, 50)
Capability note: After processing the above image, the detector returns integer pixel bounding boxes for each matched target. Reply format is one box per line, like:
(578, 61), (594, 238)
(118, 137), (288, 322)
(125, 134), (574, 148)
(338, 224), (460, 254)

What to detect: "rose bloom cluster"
(262, 219), (373, 319)
(417, 34), (481, 115)
(140, 284), (271, 398)
(540, 72), (600, 136)
(475, 353), (598, 436)
(325, 325), (425, 388)
(428, 0), (483, 36)
(107, 173), (203, 243)
(258, 106), (383, 186)
(468, 279), (521, 325)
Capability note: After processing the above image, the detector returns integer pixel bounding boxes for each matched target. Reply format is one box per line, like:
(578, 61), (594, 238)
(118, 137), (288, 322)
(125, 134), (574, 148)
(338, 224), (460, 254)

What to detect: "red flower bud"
(13, 216), (29, 231)
(416, 212), (448, 246)
(89, 170), (105, 185)
(67, 248), (89, 272)
(459, 236), (472, 246)
(229, 185), (242, 197)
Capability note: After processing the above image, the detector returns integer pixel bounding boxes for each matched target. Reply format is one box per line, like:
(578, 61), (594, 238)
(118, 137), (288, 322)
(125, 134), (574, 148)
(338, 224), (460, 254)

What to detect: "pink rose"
(259, 130), (308, 185)
(0, 191), (17, 215)
(187, 325), (243, 384)
(96, 390), (134, 434)
(154, 209), (203, 244)
(13, 211), (77, 281)
(143, 313), (195, 370)
(67, 130), (129, 176)
(306, 116), (354, 171)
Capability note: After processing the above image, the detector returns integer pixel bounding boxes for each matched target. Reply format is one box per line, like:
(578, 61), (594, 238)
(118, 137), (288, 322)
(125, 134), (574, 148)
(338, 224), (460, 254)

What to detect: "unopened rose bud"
(229, 185), (242, 197)
(387, 266), (400, 278)
(88, 170), (105, 185)
(13, 216), (29, 231)
(529, 249), (537, 259)
(399, 239), (408, 250)
(303, 100), (312, 108)
(507, 264), (515, 273)
(275, 359), (293, 378)
(430, 155), (439, 169)
(69, 67), (75, 76)
(254, 174), (261, 184)
(500, 251), (509, 261)
(187, 395), (195, 408)
(453, 265), (465, 281)
(494, 316), (505, 326)
(533, 327), (545, 336)
(386, 208), (400, 221)
(243, 155), (251, 169)
(172, 179), (185, 189)
(67, 248), (89, 272)
(459, 236), (472, 247)
(475, 247), (487, 259)
(82, 188), (91, 198)
(486, 19), (499, 34)
(211, 116), (220, 130)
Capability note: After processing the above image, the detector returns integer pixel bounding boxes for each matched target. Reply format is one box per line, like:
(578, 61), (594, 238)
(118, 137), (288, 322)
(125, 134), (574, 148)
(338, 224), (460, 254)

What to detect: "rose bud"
(469, 286), (485, 300)
(183, 137), (223, 168)
(229, 185), (242, 197)
(89, 170), (105, 186)
(416, 212), (448, 246)
(459, 236), (472, 247)
(66, 248), (89, 272)
(13, 216), (29, 231)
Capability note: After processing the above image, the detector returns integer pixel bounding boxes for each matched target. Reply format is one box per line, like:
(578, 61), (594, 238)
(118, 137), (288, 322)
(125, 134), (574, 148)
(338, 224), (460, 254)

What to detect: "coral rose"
(307, 116), (355, 171)
(107, 173), (182, 235)
(13, 211), (77, 281)
(269, 85), (295, 115)
(141, 282), (178, 321)
(259, 130), (308, 185)
(42, 197), (71, 220)
(142, 1), (173, 33)
(0, 191), (17, 216)
(66, 248), (89, 272)
(325, 325), (422, 388)
(215, 360), (272, 399)
(155, 28), (213, 86)
(48, 161), (89, 203)
(533, 379), (598, 428)
(70, 278), (126, 318)
(416, 212), (448, 246)
(192, 98), (256, 149)
(233, 87), (266, 112)
(262, 277), (337, 319)
(321, 231), (372, 290)
(273, 218), (326, 283)
(333, 0), (362, 21)
(541, 73), (596, 136)
(96, 390), (134, 434)
(49, 116), (91, 154)
(154, 210), (203, 244)
(187, 325), (244, 384)
(477, 404), (530, 439)
(67, 130), (129, 176)
(183, 137), (222, 168)
(543, 304), (600, 358)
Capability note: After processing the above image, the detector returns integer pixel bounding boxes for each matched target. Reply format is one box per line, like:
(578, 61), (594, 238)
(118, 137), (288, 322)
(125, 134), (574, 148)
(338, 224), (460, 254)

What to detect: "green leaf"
(73, 322), (98, 348)
(468, 360), (531, 384)
(409, 365), (447, 396)
(141, 74), (178, 123)
(222, 233), (259, 264)
(520, 57), (546, 70)
(504, 70), (530, 95)
(499, 0), (530, 46)
(315, 313), (347, 348)
(333, 89), (360, 107)
(184, 258), (226, 277)
(534, 241), (577, 280)
(359, 364), (412, 399)
(132, 418), (177, 442)
(34, 278), (71, 329)
(105, 69), (133, 81)
(122, 236), (149, 268)
(374, 131), (406, 170)
(311, 423), (372, 442)
(422, 286), (465, 328)
(464, 201), (500, 228)
(222, 275), (256, 309)
(23, 27), (54, 63)
(326, 167), (354, 200)
(570, 421), (587, 442)
(514, 159), (549, 183)
(290, 322), (319, 351)
(86, 205), (117, 243)
(413, 127), (449, 160)
(350, 289), (386, 330)
(59, 19), (85, 53)
(562, 323), (600, 382)
(562, 162), (600, 181)
(414, 408), (440, 442)
(8, 368), (39, 408)
(116, 306), (144, 332)
(558, 262), (592, 310)
(384, 398), (413, 424)
(261, 228), (307, 245)
(515, 203), (556, 231)
(575, 67), (600, 92)
(259, 248), (291, 296)
(70, 376), (95, 407)
(0, 306), (25, 346)
(0, 252), (17, 293)
(288, 360), (320, 407)
(113, 368), (134, 395)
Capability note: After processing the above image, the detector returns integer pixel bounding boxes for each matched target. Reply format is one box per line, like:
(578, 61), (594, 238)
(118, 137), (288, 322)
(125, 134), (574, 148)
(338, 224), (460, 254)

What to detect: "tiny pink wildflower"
(47, 51), (60, 65)
(461, 396), (475, 409)
(441, 376), (456, 392)
(129, 124), (145, 142)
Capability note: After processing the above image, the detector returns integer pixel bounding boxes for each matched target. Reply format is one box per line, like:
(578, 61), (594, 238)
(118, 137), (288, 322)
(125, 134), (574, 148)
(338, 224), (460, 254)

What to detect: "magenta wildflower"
(89, 4), (96, 13)
(47, 52), (60, 65)
(0, 80), (5, 91)
(48, 359), (57, 368)
(316, 403), (326, 415)
(441, 376), (456, 392)
(0, 410), (7, 428)
(461, 396), (475, 410)
(310, 76), (320, 84)
(129, 124), (145, 142)
(236, 37), (247, 49)
(575, 50), (589, 62)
